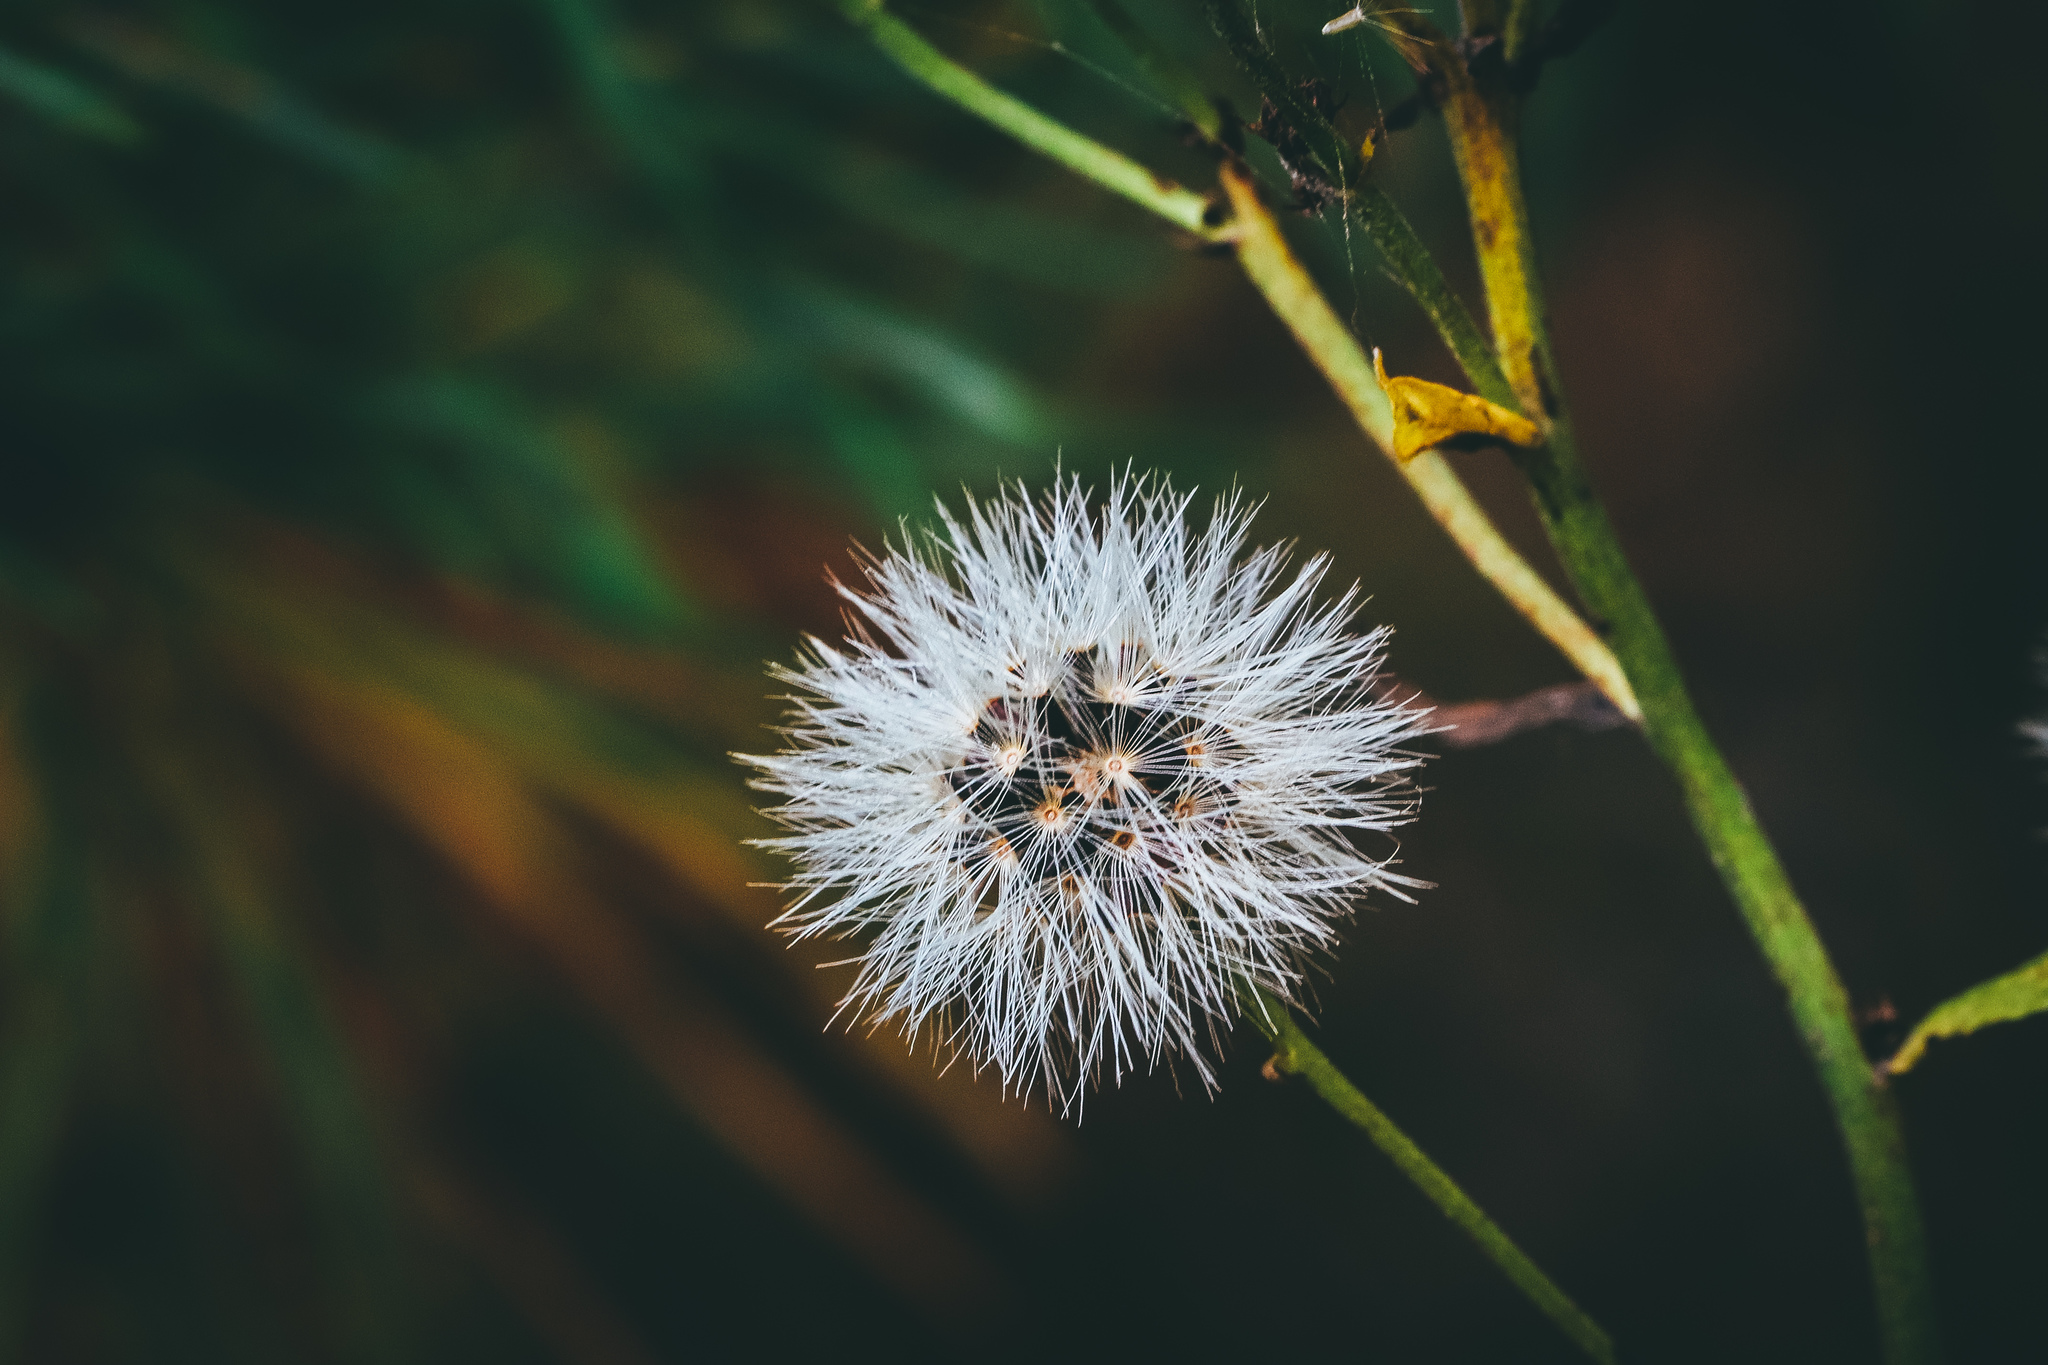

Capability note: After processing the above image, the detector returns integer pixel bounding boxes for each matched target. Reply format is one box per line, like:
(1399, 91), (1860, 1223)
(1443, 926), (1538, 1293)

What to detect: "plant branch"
(1416, 29), (1943, 1365)
(839, 1), (1638, 719)
(1205, 0), (1516, 405)
(1349, 183), (1515, 403)
(1387, 20), (1552, 419)
(1218, 163), (1640, 721)
(1502, 0), (1542, 66)
(836, 0), (1216, 236)
(1249, 987), (1615, 1365)
(1203, 0), (1355, 186)
(1398, 677), (1627, 748)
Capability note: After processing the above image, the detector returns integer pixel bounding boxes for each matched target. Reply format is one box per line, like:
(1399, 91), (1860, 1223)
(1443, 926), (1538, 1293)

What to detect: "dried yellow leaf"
(1373, 348), (1543, 462)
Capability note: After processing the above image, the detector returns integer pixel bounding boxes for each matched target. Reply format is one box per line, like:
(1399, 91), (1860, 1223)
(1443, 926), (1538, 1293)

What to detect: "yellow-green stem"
(1218, 163), (1640, 722)
(837, 0), (1638, 722)
(1425, 35), (1941, 1365)
(1250, 987), (1615, 1365)
(1431, 54), (1549, 417)
(837, 0), (1214, 235)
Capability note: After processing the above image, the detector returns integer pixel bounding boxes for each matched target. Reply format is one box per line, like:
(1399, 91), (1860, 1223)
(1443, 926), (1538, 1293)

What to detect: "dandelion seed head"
(738, 472), (1431, 1112)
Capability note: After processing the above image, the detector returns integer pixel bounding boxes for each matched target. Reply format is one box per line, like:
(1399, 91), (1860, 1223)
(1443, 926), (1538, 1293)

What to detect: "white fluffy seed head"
(738, 472), (1431, 1112)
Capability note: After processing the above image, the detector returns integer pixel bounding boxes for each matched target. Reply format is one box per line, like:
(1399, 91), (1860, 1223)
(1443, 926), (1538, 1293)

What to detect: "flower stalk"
(834, 4), (1940, 1356)
(838, 0), (1639, 723)
(1409, 25), (1942, 1365)
(835, 0), (1214, 236)
(1214, 162), (1639, 721)
(1204, 0), (1516, 406)
(1250, 987), (1615, 1365)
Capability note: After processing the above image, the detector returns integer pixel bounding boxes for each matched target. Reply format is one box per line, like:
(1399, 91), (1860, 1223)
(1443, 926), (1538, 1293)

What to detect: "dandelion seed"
(1321, 2), (1434, 72)
(738, 472), (1431, 1111)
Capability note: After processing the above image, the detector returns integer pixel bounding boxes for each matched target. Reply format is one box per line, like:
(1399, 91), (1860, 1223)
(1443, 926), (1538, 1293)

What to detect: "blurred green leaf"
(0, 0), (1139, 1349)
(366, 376), (699, 640)
(65, 16), (399, 180)
(680, 98), (1173, 294)
(137, 715), (415, 1365)
(0, 41), (143, 144)
(0, 689), (93, 1354)
(1069, 0), (1225, 139)
(793, 284), (1058, 448)
(537, 0), (709, 209)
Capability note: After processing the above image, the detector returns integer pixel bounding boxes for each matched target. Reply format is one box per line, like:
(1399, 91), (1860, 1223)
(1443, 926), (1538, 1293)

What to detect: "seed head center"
(1032, 789), (1071, 828)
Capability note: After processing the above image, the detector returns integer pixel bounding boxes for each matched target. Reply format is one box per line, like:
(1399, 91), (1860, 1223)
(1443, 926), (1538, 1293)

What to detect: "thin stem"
(1218, 163), (1640, 722)
(1205, 0), (1516, 404)
(1500, 0), (1543, 66)
(840, 1), (1638, 720)
(836, 0), (1215, 236)
(1415, 27), (1551, 417)
(1204, 0), (1357, 186)
(1249, 987), (1615, 1365)
(1349, 183), (1516, 404)
(1423, 38), (1942, 1365)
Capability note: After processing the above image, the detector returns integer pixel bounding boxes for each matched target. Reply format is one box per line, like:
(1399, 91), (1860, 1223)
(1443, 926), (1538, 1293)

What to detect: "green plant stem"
(1204, 0), (1516, 405)
(1351, 182), (1515, 400)
(837, 0), (1215, 236)
(1531, 440), (1940, 1365)
(1218, 163), (1639, 721)
(1250, 987), (1615, 1365)
(841, 3), (1637, 718)
(817, 4), (1933, 1355)
(1499, 0), (1542, 66)
(1420, 37), (1941, 1365)
(1204, 0), (1356, 185)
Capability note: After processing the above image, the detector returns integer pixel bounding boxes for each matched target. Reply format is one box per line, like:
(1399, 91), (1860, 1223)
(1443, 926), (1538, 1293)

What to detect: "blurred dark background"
(1, 0), (2043, 1361)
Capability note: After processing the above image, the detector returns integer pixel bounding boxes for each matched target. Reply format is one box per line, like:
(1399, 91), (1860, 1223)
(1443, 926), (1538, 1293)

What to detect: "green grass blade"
(141, 733), (415, 1365)
(0, 689), (96, 1353)
(367, 376), (700, 640)
(0, 41), (143, 144)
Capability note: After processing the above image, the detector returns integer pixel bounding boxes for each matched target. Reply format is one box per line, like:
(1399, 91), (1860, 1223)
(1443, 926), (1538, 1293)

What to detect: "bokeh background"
(2, 0), (2043, 1361)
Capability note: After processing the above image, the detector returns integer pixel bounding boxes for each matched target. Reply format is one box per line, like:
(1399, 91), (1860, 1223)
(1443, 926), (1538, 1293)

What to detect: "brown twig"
(1384, 676), (1627, 749)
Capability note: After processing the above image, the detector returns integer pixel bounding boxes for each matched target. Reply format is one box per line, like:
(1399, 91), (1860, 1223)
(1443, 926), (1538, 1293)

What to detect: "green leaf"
(687, 104), (1172, 295)
(0, 42), (143, 145)
(1885, 948), (2048, 1075)
(0, 687), (96, 1354)
(537, 0), (709, 208)
(64, 20), (398, 180)
(1071, 0), (1224, 141)
(139, 727), (416, 1365)
(367, 376), (700, 641)
(792, 284), (1057, 448)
